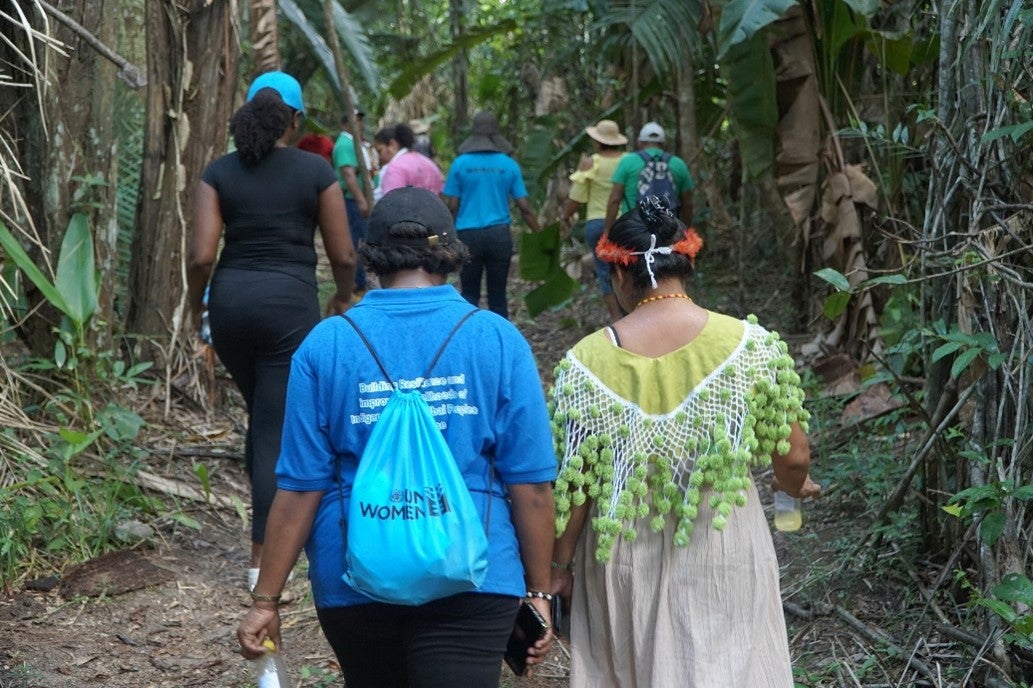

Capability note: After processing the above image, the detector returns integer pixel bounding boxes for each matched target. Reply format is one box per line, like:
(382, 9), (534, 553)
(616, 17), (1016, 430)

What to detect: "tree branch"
(39, 0), (146, 88)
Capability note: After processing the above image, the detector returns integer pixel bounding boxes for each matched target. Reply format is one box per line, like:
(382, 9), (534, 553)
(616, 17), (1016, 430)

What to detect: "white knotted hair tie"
(630, 234), (673, 288)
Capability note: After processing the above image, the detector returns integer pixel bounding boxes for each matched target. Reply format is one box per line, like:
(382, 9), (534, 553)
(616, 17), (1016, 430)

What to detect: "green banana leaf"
(717, 0), (797, 59)
(721, 30), (778, 177)
(524, 270), (580, 318)
(0, 219), (71, 320)
(55, 213), (98, 327)
(519, 224), (562, 281)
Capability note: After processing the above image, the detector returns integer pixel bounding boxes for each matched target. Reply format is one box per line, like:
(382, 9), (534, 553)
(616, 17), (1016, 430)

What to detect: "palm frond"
(278, 0), (379, 92)
(716, 0), (797, 59)
(595, 0), (702, 76)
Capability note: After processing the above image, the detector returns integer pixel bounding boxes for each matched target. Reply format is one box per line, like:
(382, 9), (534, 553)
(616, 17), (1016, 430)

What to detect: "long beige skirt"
(568, 482), (794, 688)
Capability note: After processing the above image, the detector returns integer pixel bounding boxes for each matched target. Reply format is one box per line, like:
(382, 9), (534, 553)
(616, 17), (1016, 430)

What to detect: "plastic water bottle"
(254, 639), (293, 688)
(199, 285), (212, 344)
(773, 491), (802, 532)
(199, 310), (212, 344)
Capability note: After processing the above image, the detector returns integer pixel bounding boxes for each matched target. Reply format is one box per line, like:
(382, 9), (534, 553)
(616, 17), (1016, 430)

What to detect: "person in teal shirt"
(333, 111), (374, 292)
(442, 111), (541, 319)
(604, 122), (694, 236)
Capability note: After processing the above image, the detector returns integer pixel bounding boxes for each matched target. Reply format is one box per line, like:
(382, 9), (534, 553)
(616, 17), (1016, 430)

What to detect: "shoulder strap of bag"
(342, 308), (478, 386)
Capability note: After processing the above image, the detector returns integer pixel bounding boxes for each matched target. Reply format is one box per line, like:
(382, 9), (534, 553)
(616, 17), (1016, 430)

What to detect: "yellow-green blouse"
(548, 312), (809, 562)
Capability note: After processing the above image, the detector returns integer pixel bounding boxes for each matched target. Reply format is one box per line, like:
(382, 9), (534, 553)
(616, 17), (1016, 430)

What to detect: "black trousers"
(317, 593), (519, 688)
(208, 267), (319, 543)
(458, 225), (513, 319)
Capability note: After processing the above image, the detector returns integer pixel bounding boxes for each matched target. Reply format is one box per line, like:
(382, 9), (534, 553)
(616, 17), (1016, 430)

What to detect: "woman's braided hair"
(609, 195), (696, 289)
(230, 87), (293, 167)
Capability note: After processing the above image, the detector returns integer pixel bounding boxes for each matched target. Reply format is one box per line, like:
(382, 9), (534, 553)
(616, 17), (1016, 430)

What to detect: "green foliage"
(716, 0), (796, 59)
(279, 0), (380, 94)
(813, 267), (907, 321)
(0, 214), (181, 586)
(943, 476), (1029, 547)
(0, 425), (159, 585)
(959, 569), (1033, 651)
(720, 30), (778, 177)
(597, 0), (701, 74)
(928, 322), (1005, 379)
(518, 222), (580, 316)
(385, 19), (519, 103)
(297, 664), (341, 687)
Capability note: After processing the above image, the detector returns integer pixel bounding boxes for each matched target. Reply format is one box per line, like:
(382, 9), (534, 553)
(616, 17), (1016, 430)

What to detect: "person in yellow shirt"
(561, 119), (628, 320)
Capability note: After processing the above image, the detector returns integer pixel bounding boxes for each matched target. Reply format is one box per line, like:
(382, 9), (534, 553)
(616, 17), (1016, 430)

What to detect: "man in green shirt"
(604, 122), (694, 235)
(333, 111), (373, 291)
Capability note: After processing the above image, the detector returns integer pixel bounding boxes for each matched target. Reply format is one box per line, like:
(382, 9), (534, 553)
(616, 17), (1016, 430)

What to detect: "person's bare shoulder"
(577, 155), (594, 171)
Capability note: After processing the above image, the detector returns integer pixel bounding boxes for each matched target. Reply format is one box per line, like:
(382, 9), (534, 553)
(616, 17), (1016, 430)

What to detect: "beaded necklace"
(635, 293), (691, 308)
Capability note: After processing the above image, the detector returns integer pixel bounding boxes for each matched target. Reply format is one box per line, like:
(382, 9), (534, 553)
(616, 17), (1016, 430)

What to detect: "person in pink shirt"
(373, 123), (445, 202)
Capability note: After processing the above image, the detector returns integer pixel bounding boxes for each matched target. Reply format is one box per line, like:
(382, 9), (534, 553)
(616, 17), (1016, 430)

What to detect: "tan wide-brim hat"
(585, 119), (628, 146)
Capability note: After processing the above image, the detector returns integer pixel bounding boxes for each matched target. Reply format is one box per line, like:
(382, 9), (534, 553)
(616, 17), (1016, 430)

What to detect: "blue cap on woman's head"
(247, 71), (305, 115)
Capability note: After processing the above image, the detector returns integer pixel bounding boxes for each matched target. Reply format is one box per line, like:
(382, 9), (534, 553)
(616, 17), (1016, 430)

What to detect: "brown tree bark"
(248, 0), (280, 74)
(125, 0), (239, 345)
(0, 0), (120, 354)
(448, 0), (469, 132)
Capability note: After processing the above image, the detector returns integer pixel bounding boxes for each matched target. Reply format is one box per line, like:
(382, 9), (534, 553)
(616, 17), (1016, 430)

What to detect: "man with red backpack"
(603, 122), (694, 236)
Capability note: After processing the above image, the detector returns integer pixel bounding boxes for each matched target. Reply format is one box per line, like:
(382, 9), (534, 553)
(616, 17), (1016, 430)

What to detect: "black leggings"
(317, 594), (519, 688)
(208, 267), (319, 544)
(458, 225), (513, 319)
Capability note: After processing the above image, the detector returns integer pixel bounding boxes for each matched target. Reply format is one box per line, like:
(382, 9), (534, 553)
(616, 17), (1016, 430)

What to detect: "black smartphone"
(504, 602), (549, 676)
(550, 594), (564, 638)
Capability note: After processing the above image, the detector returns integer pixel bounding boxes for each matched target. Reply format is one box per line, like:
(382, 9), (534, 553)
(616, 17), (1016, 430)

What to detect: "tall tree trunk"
(675, 44), (699, 165)
(248, 0), (280, 74)
(126, 0), (238, 349)
(323, 0), (372, 205)
(0, 0), (120, 355)
(448, 0), (469, 132)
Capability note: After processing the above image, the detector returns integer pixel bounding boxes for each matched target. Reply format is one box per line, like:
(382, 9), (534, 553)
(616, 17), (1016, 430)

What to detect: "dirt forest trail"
(0, 249), (898, 688)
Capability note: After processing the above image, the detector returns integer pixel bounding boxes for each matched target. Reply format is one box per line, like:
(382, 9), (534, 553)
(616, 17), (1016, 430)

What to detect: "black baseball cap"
(366, 187), (458, 248)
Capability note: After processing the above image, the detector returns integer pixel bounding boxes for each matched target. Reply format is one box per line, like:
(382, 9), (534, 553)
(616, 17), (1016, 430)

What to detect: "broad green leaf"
(0, 220), (70, 315)
(519, 225), (562, 281)
(231, 495), (249, 526)
(864, 29), (914, 75)
(814, 268), (851, 292)
(940, 504), (963, 517)
(387, 20), (519, 101)
(519, 121), (560, 201)
(58, 427), (104, 457)
(976, 597), (1017, 623)
(59, 427), (92, 445)
(170, 512), (202, 530)
(950, 347), (982, 378)
(721, 30), (777, 177)
(55, 213), (98, 328)
(1011, 615), (1033, 637)
(980, 511), (1005, 547)
(98, 404), (146, 442)
(54, 339), (67, 368)
(716, 0), (796, 59)
(981, 121), (1033, 143)
(1011, 485), (1033, 500)
(861, 274), (907, 288)
(931, 341), (963, 362)
(994, 573), (1033, 605)
(126, 361), (155, 378)
(524, 270), (579, 318)
(823, 291), (851, 320)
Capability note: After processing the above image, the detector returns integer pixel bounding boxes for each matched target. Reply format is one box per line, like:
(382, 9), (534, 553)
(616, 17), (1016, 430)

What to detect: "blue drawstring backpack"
(338, 311), (489, 605)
